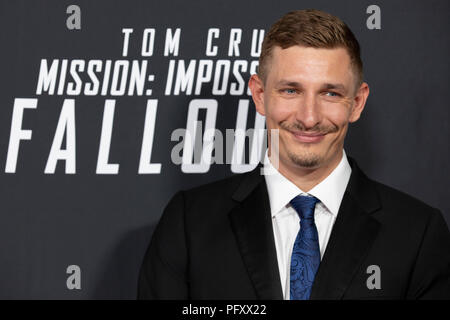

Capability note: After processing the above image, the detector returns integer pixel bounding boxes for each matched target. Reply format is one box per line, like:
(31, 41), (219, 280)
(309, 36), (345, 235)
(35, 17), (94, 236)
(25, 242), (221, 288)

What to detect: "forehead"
(267, 45), (354, 84)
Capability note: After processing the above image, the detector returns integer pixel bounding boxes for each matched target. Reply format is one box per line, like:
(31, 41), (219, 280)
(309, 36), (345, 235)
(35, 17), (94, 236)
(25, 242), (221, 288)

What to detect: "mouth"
(288, 130), (326, 143)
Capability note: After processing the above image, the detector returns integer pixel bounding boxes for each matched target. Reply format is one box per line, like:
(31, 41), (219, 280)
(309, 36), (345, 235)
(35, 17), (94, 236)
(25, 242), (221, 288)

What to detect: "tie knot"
(290, 195), (319, 220)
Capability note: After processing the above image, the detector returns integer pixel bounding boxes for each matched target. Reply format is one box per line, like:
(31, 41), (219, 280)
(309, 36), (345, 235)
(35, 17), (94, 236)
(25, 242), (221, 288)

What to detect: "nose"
(294, 92), (322, 129)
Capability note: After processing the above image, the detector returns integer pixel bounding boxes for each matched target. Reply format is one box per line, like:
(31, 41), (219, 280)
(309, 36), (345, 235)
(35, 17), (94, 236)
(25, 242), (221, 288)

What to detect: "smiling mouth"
(288, 130), (326, 143)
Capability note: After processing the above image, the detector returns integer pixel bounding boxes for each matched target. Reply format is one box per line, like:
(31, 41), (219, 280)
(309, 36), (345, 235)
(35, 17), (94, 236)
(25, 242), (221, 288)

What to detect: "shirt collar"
(263, 149), (352, 217)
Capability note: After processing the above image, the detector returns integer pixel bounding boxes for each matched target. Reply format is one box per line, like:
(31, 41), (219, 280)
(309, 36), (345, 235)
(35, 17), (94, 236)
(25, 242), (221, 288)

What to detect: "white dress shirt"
(263, 150), (352, 300)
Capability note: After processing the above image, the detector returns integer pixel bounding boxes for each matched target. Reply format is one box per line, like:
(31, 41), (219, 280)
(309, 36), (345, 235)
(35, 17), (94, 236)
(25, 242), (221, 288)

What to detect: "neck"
(268, 149), (343, 192)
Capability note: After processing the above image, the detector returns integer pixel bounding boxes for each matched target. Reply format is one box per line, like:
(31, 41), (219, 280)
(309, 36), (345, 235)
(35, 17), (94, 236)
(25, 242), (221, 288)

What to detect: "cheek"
(264, 96), (293, 123)
(321, 103), (352, 128)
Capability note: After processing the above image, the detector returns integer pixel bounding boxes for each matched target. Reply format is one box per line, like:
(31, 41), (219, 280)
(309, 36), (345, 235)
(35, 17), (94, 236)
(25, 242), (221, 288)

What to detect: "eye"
(283, 88), (297, 94)
(325, 91), (340, 97)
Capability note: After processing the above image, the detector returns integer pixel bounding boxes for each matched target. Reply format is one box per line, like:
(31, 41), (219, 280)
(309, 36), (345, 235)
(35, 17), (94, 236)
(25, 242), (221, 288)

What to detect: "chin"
(286, 150), (323, 169)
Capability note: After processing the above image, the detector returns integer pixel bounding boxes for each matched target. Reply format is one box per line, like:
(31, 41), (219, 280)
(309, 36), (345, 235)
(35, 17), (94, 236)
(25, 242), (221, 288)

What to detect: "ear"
(349, 82), (370, 123)
(248, 74), (266, 116)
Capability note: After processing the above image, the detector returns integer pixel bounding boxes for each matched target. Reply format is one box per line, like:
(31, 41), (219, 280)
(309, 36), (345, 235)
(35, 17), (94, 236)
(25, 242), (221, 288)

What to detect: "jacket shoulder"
(181, 169), (256, 212)
(370, 178), (440, 220)
(185, 171), (246, 196)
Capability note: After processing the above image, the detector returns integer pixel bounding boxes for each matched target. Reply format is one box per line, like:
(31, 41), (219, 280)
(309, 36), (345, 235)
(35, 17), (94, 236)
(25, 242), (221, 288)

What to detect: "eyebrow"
(276, 80), (348, 92)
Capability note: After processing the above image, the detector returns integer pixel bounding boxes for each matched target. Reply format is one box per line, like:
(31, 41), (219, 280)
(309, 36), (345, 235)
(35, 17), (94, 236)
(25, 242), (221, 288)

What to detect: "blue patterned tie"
(289, 195), (321, 300)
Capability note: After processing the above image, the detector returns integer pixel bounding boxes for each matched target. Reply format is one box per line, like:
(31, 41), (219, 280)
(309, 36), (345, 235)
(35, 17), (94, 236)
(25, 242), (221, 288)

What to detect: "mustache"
(279, 121), (338, 135)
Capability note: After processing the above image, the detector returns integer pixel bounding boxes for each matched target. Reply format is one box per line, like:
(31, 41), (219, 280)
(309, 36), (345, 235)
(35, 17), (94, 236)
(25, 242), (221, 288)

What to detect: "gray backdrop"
(0, 0), (448, 299)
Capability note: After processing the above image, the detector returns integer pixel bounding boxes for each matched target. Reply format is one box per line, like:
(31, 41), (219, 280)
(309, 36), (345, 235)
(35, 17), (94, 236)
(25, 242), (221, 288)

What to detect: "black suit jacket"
(138, 158), (450, 299)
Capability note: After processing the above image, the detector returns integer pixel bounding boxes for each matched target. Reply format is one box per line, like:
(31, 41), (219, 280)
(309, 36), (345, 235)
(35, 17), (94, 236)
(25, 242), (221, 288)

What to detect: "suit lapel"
(227, 158), (382, 300)
(228, 165), (284, 300)
(310, 158), (381, 299)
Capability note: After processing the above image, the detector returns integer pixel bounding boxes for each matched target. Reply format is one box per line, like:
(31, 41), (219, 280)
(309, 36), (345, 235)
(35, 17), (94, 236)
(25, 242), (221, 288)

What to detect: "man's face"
(250, 45), (369, 171)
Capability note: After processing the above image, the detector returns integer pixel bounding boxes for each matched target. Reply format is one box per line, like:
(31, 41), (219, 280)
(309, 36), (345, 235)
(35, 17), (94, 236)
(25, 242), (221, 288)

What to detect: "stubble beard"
(286, 147), (322, 168)
(279, 121), (338, 169)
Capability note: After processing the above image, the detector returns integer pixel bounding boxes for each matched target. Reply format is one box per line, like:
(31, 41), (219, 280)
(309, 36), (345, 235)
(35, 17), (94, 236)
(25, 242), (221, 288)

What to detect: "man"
(138, 9), (450, 299)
